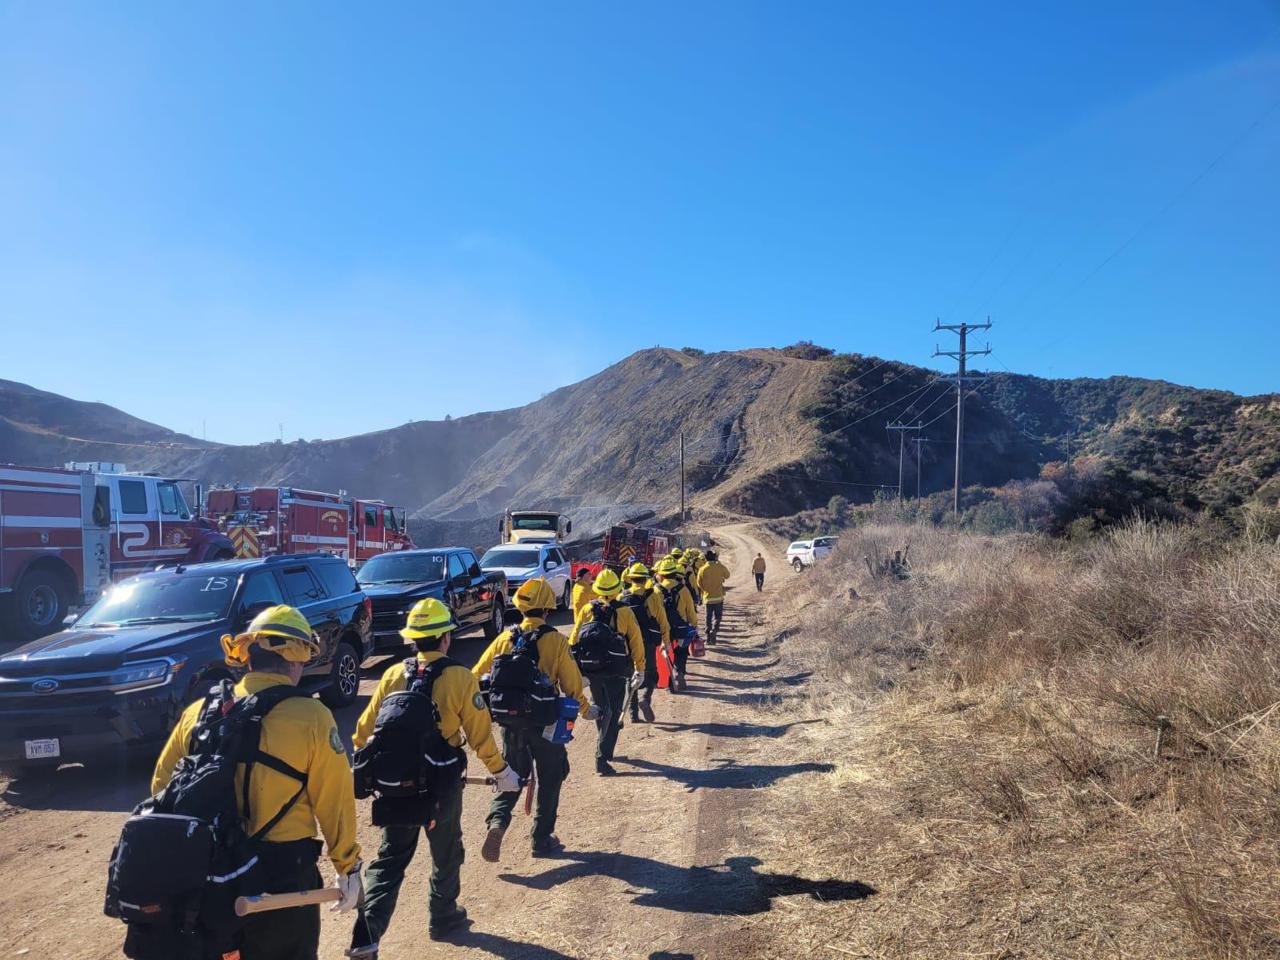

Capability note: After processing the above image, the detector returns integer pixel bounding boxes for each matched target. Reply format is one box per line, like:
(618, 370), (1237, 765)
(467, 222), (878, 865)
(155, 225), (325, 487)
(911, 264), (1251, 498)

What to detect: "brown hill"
(2, 347), (1276, 539)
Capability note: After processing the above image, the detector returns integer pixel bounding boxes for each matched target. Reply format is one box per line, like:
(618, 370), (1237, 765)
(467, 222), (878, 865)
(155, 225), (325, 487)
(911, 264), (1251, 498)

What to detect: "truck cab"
(498, 510), (572, 544)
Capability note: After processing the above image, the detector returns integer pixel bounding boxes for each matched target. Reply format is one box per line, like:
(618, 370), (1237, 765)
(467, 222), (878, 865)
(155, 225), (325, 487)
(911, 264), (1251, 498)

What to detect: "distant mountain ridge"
(2, 347), (1276, 536)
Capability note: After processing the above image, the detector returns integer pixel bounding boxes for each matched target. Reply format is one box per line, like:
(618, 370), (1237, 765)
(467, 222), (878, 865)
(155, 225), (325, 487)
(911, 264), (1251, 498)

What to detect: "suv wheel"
(560, 582), (572, 610)
(792, 558), (805, 573)
(320, 640), (361, 709)
(482, 599), (503, 641)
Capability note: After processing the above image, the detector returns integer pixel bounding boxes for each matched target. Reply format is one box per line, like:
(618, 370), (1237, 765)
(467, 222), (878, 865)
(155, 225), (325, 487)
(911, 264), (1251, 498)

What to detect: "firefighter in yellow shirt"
(151, 605), (362, 960)
(620, 562), (671, 724)
(697, 549), (731, 643)
(570, 567), (594, 614)
(348, 598), (518, 952)
(654, 558), (698, 691)
(569, 568), (645, 776)
(472, 578), (598, 861)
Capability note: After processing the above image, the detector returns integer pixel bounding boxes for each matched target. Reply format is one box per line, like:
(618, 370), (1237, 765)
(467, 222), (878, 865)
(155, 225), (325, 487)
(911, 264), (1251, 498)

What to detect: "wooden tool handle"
(234, 888), (342, 916)
(464, 775), (497, 786)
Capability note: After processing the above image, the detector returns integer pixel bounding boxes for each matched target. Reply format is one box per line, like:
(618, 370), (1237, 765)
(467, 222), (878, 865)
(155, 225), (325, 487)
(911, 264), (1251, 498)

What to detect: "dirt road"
(0, 523), (828, 959)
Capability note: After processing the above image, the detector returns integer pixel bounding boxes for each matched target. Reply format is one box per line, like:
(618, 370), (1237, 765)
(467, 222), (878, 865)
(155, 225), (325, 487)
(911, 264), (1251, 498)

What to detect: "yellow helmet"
(655, 558), (679, 579)
(400, 597), (457, 641)
(670, 547), (684, 558)
(686, 548), (701, 559)
(625, 562), (650, 582)
(592, 568), (623, 598)
(221, 604), (320, 667)
(513, 578), (557, 613)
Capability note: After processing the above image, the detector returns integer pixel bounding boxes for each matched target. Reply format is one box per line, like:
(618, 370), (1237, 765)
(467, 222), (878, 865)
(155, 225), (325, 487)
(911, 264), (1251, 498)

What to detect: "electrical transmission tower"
(933, 319), (991, 513)
(886, 422), (922, 501)
(911, 436), (929, 498)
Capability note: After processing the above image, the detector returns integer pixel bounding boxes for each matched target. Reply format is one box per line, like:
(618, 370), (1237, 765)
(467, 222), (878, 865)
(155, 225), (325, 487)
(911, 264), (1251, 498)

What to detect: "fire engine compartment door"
(81, 475), (110, 603)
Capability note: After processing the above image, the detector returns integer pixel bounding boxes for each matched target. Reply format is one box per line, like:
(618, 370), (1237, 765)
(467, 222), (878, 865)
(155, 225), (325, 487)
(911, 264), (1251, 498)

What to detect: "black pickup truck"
(355, 547), (506, 651)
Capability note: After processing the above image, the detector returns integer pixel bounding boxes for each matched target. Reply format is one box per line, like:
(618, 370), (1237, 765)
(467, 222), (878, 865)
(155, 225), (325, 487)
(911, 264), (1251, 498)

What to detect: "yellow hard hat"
(513, 578), (557, 613)
(686, 548), (701, 559)
(625, 562), (650, 581)
(221, 604), (320, 667)
(655, 558), (678, 578)
(670, 547), (684, 558)
(593, 568), (623, 598)
(400, 597), (457, 641)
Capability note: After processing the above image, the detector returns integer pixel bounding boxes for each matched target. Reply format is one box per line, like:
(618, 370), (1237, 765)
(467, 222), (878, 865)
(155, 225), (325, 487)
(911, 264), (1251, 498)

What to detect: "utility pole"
(933, 319), (992, 513)
(887, 423), (922, 501)
(679, 431), (686, 522)
(911, 436), (929, 498)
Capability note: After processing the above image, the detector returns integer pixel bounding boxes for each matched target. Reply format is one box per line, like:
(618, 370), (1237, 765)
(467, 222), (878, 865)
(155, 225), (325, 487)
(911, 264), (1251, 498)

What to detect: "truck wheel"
(320, 641), (362, 709)
(560, 582), (572, 610)
(482, 599), (503, 641)
(12, 569), (69, 642)
(792, 558), (805, 573)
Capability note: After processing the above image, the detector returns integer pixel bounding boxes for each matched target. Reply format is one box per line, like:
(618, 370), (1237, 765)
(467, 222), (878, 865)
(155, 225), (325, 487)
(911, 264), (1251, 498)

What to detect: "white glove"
(332, 860), (363, 914)
(630, 670), (644, 690)
(493, 766), (522, 794)
(583, 704), (601, 721)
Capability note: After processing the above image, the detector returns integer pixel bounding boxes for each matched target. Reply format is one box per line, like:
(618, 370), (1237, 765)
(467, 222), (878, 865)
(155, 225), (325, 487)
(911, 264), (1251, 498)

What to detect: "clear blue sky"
(2, 1), (1278, 445)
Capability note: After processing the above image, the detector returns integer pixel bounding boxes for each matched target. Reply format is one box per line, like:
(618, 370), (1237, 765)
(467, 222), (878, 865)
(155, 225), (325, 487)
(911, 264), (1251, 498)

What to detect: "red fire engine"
(203, 485), (413, 566)
(0, 463), (235, 642)
(600, 523), (674, 573)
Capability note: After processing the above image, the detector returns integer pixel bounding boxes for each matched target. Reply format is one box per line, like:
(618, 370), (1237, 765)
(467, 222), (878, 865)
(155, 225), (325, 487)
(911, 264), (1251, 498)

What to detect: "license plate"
(24, 738), (60, 761)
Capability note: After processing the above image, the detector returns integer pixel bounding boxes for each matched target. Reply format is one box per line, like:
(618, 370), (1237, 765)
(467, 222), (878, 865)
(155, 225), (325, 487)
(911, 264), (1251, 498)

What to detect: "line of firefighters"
(130, 545), (737, 960)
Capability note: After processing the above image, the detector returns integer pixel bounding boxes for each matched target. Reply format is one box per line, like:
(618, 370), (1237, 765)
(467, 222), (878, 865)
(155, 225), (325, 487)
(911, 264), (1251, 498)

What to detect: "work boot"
(531, 834), (565, 858)
(428, 905), (469, 941)
(481, 824), (506, 863)
(640, 701), (655, 723)
(345, 946), (378, 960)
(629, 708), (642, 724)
(678, 673), (688, 691)
(596, 759), (617, 777)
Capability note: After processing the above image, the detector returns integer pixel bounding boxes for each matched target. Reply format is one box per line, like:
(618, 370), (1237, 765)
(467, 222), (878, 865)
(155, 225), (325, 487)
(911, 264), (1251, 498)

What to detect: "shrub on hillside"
(780, 341), (835, 360)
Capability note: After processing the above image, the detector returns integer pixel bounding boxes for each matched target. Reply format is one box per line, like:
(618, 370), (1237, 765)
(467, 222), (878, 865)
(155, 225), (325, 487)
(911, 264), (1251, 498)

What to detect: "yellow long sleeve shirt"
(472, 616), (590, 713)
(571, 581), (593, 614)
(151, 672), (361, 874)
(697, 561), (731, 604)
(657, 578), (697, 628)
(568, 597), (646, 672)
(352, 651), (506, 775)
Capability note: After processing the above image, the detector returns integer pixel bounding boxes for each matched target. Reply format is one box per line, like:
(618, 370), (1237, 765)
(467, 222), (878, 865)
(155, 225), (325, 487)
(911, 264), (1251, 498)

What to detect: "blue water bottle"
(544, 697), (579, 744)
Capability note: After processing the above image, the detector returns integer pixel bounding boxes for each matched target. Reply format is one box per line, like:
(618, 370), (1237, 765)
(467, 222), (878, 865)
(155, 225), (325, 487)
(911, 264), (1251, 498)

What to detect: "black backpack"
(351, 658), (467, 827)
(104, 681), (309, 960)
(658, 583), (690, 631)
(573, 600), (633, 677)
(619, 590), (660, 647)
(485, 625), (560, 729)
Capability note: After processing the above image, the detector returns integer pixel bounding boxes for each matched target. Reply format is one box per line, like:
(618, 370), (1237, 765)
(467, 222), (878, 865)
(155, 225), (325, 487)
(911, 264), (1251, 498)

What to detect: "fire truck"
(0, 463), (236, 643)
(203, 485), (413, 566)
(600, 523), (674, 573)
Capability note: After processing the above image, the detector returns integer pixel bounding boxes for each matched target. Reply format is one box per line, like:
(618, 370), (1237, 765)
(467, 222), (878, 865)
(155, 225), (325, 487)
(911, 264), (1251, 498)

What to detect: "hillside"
(2, 346), (1277, 537)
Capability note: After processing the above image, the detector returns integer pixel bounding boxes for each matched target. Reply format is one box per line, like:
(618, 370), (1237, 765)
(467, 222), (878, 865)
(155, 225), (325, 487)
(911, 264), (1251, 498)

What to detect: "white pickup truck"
(785, 536), (838, 572)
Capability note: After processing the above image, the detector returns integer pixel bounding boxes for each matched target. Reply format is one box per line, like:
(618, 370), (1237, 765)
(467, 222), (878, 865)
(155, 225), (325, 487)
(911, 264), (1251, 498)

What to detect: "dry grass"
(746, 520), (1280, 959)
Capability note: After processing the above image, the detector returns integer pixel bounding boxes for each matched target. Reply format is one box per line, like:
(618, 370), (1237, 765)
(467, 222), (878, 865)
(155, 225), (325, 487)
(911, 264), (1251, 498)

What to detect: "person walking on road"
(697, 550), (731, 644)
(348, 599), (518, 953)
(752, 552), (767, 592)
(620, 562), (671, 724)
(151, 605), (364, 960)
(569, 568), (645, 776)
(654, 558), (698, 692)
(571, 567), (594, 615)
(472, 578), (596, 861)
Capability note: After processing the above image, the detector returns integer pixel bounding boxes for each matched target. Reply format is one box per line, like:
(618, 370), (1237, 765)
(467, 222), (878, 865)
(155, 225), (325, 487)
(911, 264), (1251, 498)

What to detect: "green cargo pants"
(486, 726), (569, 845)
(358, 784), (465, 943)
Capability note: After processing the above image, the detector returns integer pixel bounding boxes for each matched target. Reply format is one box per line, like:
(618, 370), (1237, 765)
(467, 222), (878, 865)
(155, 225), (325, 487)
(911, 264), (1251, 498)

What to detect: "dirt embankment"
(0, 521), (858, 959)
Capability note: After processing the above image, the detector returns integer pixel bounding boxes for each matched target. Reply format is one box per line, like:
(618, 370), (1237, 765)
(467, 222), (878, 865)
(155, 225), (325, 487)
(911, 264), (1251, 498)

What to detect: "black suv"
(0, 553), (371, 776)
(357, 547), (506, 651)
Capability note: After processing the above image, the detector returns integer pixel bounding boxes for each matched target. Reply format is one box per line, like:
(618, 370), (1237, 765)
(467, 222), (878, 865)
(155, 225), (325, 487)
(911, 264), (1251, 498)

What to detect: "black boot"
(428, 905), (469, 941)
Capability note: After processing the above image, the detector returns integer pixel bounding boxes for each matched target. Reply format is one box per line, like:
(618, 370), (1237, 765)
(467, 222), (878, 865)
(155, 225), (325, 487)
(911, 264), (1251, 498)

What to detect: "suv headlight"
(109, 657), (185, 694)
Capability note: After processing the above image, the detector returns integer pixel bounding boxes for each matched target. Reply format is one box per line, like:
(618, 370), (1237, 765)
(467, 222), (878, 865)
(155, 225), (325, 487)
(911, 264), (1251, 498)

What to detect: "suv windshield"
(78, 573), (237, 627)
(481, 548), (540, 570)
(358, 553), (446, 585)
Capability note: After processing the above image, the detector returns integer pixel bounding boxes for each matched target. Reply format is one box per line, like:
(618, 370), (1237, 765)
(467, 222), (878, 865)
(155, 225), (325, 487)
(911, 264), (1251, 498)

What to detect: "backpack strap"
(590, 599), (618, 630)
(235, 685), (312, 844)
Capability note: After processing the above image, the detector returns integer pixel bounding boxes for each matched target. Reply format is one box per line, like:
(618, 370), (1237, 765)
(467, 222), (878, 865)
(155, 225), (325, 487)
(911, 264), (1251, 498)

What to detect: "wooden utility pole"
(679, 431), (686, 522)
(887, 423), (922, 501)
(933, 319), (991, 513)
(911, 436), (929, 498)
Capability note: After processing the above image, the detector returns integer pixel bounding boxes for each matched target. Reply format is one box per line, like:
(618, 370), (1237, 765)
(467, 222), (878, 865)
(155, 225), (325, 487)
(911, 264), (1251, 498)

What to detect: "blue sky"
(2, 1), (1278, 445)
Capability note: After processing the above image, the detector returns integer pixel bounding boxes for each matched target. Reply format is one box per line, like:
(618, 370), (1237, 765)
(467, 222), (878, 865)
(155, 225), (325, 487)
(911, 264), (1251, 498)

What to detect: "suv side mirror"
(450, 573), (470, 589)
(544, 558), (555, 570)
(237, 600), (276, 629)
